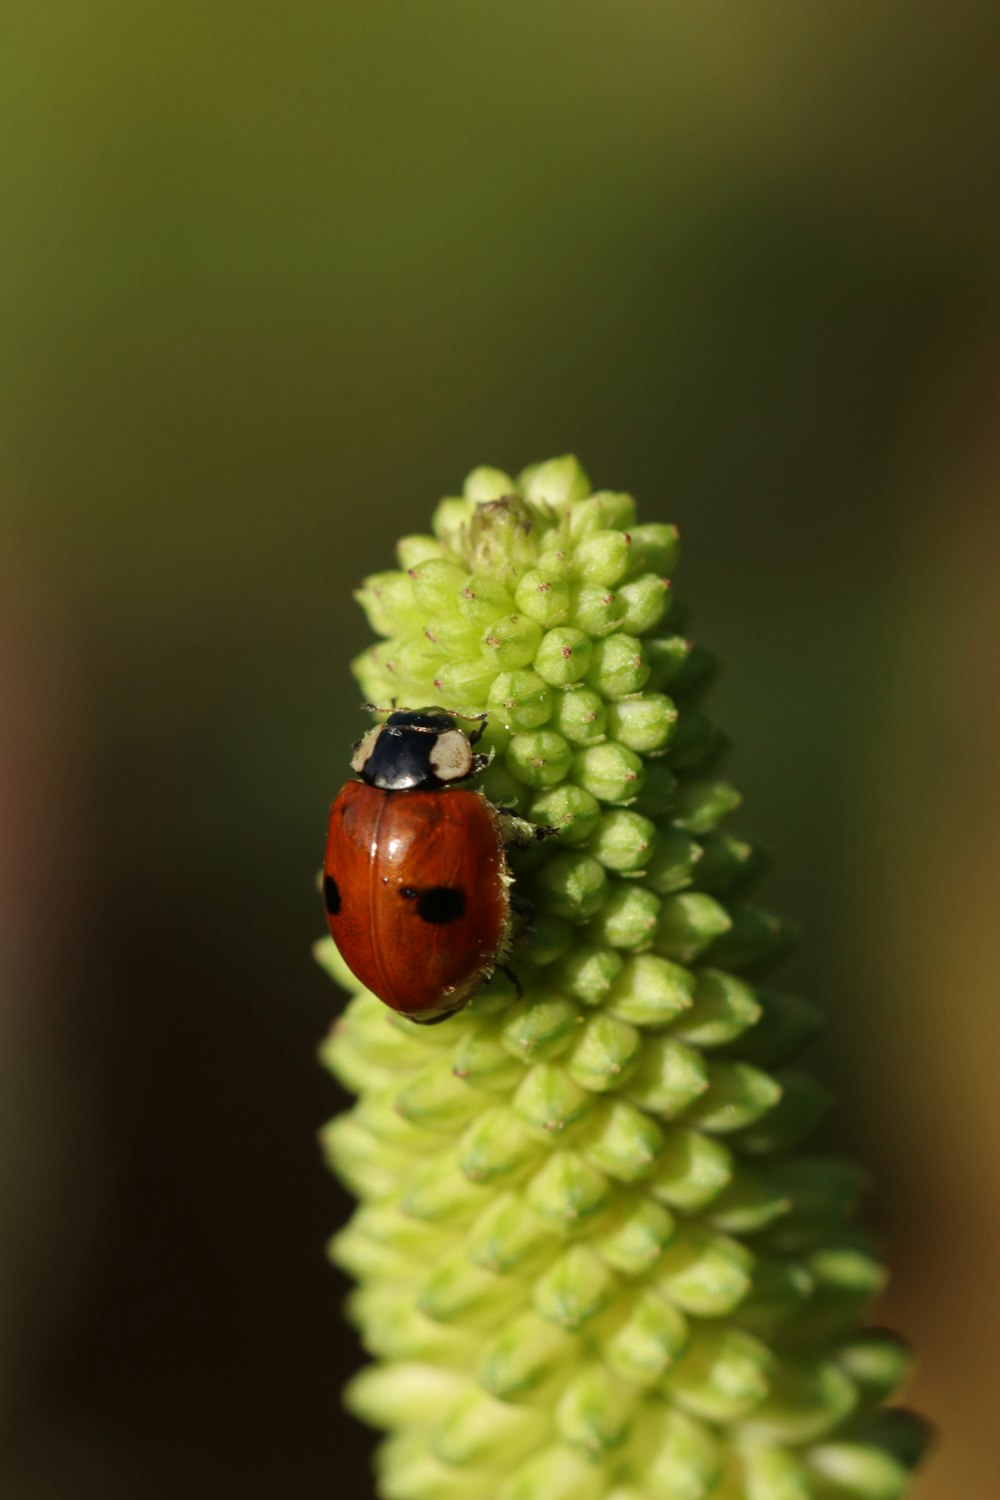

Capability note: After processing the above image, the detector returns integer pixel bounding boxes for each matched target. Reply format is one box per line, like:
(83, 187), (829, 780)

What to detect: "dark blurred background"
(2, 3), (999, 1496)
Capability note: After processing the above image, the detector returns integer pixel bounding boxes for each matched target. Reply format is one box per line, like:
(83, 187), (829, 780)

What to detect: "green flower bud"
(606, 953), (695, 1028)
(320, 459), (927, 1500)
(569, 582), (628, 638)
(737, 1255), (814, 1338)
(583, 490), (636, 530)
(626, 521), (680, 576)
(616, 573), (672, 635)
(457, 1105), (538, 1185)
(395, 533), (442, 570)
(466, 1190), (550, 1273)
(604, 1290), (688, 1384)
(501, 993), (581, 1060)
(478, 1311), (577, 1400)
(670, 776), (741, 833)
(552, 942), (624, 1005)
(567, 1013), (642, 1092)
(395, 1060), (484, 1131)
(422, 611), (482, 656)
(655, 891), (733, 962)
(592, 1194), (676, 1275)
(514, 567), (571, 626)
(420, 1247), (524, 1324)
(458, 573), (516, 627)
(644, 633), (693, 691)
(572, 529), (633, 587)
(741, 1356), (857, 1445)
(533, 1245), (615, 1330)
(573, 742), (645, 803)
(589, 883), (662, 949)
(631, 760), (678, 817)
(481, 612), (544, 671)
(346, 1362), (467, 1430)
(638, 1408), (721, 1496)
(557, 1361), (636, 1457)
(513, 1063), (594, 1138)
(585, 632), (650, 698)
(653, 1227), (754, 1317)
(526, 1149), (612, 1232)
(706, 1169), (792, 1234)
(580, 1098), (665, 1182)
(500, 1447), (606, 1500)
(792, 1244), (888, 1344)
(526, 912), (575, 966)
(487, 669), (552, 731)
(548, 687), (607, 745)
(529, 784), (601, 845)
(533, 849), (608, 917)
(463, 465), (517, 501)
(519, 454), (592, 511)
(836, 1330), (913, 1405)
(648, 1126), (733, 1210)
(691, 1060), (783, 1133)
(430, 655), (498, 706)
(431, 495), (477, 543)
(452, 1028), (524, 1095)
(562, 498), (630, 546)
(806, 1440), (911, 1500)
(408, 557), (469, 613)
(606, 692), (678, 753)
(401, 1145), (497, 1223)
(506, 729), (574, 788)
(740, 1444), (811, 1500)
(623, 1035), (709, 1119)
(465, 495), (540, 583)
(382, 635), (442, 689)
(351, 643), (397, 705)
(669, 968), (760, 1048)
(663, 1324), (773, 1423)
(533, 626), (593, 686)
(737, 1070), (831, 1155)
(355, 571), (422, 636)
(432, 1387), (548, 1468)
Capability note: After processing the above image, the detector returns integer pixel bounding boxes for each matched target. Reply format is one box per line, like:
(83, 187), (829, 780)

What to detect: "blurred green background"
(2, 3), (999, 1496)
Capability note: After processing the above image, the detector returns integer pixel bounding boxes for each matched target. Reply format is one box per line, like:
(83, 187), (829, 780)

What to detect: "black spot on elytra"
(415, 887), (466, 924)
(322, 874), (341, 915)
(397, 885), (465, 924)
(395, 882), (464, 918)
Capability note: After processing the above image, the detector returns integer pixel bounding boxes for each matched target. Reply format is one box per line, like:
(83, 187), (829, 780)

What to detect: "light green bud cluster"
(317, 457), (928, 1500)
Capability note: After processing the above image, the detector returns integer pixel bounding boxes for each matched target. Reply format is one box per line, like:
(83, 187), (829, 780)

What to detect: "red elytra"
(323, 779), (510, 1021)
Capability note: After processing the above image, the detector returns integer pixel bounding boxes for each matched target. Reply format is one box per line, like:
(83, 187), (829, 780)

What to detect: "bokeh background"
(2, 4), (999, 1496)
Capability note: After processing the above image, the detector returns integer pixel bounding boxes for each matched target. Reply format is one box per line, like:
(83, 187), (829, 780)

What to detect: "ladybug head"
(351, 707), (488, 791)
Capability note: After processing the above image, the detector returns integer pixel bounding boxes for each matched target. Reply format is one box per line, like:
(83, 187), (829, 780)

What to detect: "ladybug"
(322, 708), (513, 1023)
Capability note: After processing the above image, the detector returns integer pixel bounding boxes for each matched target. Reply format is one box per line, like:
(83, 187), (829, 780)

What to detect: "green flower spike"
(317, 457), (930, 1500)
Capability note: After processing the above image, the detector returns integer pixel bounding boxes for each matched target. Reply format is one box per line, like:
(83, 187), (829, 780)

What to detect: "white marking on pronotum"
(350, 724), (384, 773)
(428, 728), (474, 782)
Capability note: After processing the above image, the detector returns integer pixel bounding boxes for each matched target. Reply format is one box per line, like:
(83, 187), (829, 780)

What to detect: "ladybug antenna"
(361, 701), (489, 743)
(434, 707), (490, 744)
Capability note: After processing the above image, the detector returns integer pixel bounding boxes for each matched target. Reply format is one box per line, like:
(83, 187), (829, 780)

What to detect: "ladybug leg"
(496, 810), (559, 847)
(497, 963), (524, 999)
(509, 891), (535, 936)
